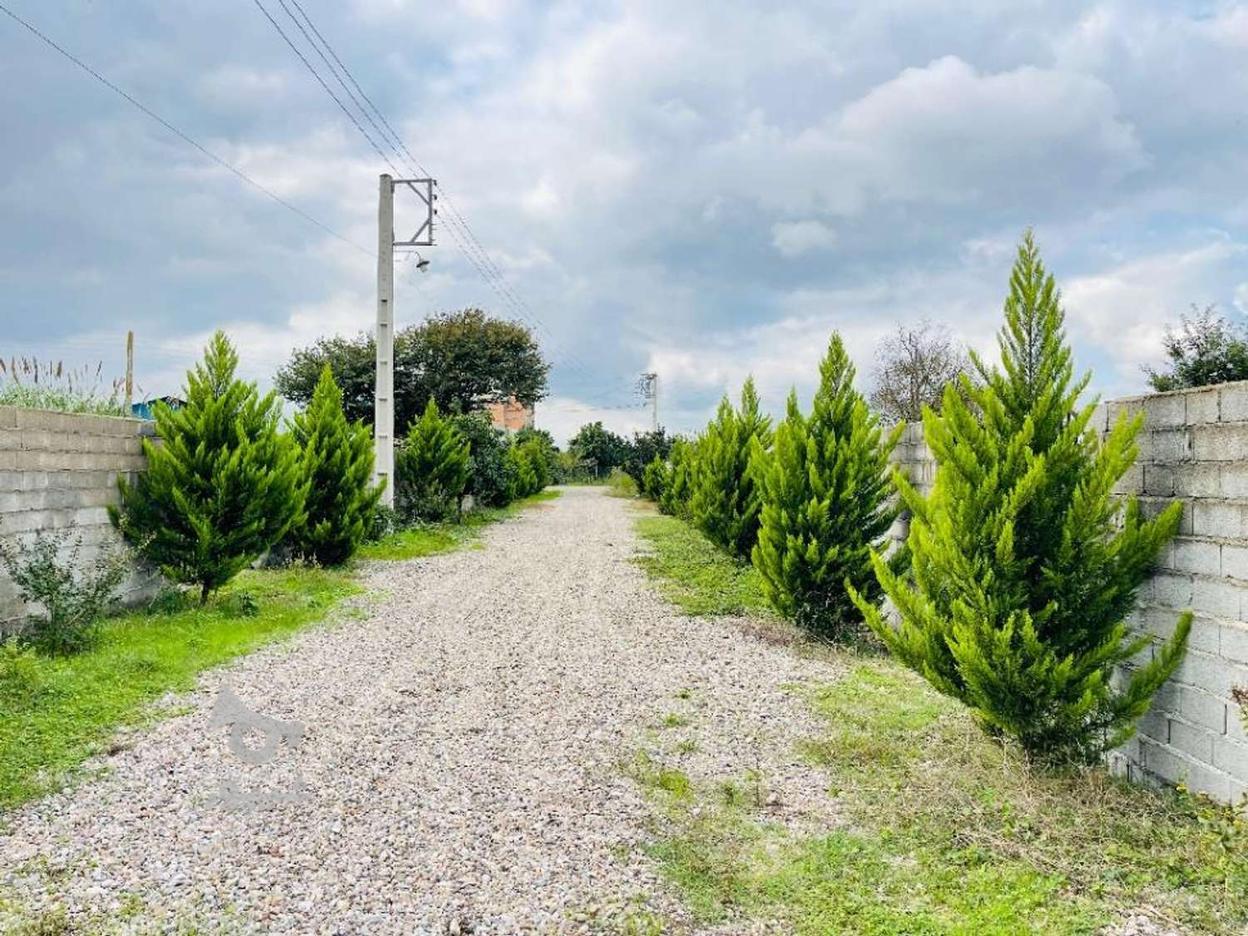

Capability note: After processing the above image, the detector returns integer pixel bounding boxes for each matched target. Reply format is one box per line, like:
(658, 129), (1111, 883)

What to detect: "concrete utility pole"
(124, 331), (134, 412)
(640, 372), (659, 432)
(374, 174), (436, 507)
(375, 174), (396, 506)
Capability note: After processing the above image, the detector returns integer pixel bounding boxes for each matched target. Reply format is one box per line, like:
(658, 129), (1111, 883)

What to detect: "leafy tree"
(275, 309), (550, 428)
(1145, 305), (1248, 391)
(622, 428), (673, 486)
(514, 427), (558, 484)
(112, 331), (304, 604)
(395, 400), (471, 522)
(658, 438), (697, 518)
(452, 411), (513, 508)
(751, 334), (901, 640)
(870, 321), (968, 423)
(852, 233), (1191, 764)
(287, 365), (381, 566)
(690, 378), (773, 558)
(569, 421), (630, 475)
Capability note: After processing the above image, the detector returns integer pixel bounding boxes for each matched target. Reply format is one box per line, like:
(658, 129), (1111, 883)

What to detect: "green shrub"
(690, 377), (772, 559)
(658, 438), (697, 518)
(0, 530), (130, 655)
(514, 437), (553, 494)
(287, 365), (382, 566)
(453, 412), (514, 508)
(852, 233), (1191, 764)
(642, 454), (668, 501)
(112, 331), (305, 604)
(396, 399), (470, 522)
(751, 334), (901, 640)
(606, 467), (639, 497)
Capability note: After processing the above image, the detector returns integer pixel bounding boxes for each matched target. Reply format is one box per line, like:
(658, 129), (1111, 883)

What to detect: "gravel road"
(0, 487), (837, 935)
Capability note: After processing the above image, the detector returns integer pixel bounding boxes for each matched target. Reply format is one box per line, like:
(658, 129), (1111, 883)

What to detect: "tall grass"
(0, 357), (127, 416)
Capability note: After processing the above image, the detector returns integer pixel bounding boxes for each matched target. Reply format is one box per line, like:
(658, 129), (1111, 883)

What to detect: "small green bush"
(112, 331), (306, 604)
(396, 399), (471, 522)
(287, 365), (382, 566)
(751, 334), (901, 640)
(0, 530), (130, 655)
(606, 467), (639, 497)
(642, 454), (668, 501)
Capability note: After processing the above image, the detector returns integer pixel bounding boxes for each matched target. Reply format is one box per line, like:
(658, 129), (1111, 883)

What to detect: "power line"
(0, 1), (373, 258)
(257, 0), (603, 386)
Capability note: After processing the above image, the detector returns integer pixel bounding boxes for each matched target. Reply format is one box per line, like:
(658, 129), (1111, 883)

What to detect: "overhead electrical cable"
(0, 1), (372, 258)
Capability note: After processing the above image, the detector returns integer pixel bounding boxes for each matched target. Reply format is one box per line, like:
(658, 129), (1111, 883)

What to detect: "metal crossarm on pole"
(393, 178), (435, 248)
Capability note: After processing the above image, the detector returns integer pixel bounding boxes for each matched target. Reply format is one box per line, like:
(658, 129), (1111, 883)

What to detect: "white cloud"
(771, 219), (836, 257)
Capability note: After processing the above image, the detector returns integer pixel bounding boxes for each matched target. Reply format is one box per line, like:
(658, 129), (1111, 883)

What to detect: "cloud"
(771, 219), (836, 257)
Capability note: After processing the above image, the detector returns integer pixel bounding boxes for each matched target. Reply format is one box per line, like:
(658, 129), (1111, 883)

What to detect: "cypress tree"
(690, 377), (772, 558)
(642, 454), (668, 502)
(658, 437), (697, 519)
(852, 233), (1191, 763)
(287, 365), (382, 566)
(752, 335), (901, 639)
(111, 331), (305, 604)
(396, 399), (471, 521)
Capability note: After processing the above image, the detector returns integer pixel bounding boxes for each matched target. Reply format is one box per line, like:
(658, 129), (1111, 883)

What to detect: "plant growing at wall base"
(0, 530), (130, 655)
(287, 365), (382, 566)
(395, 399), (470, 521)
(851, 233), (1191, 764)
(690, 377), (772, 559)
(111, 331), (305, 604)
(751, 334), (902, 640)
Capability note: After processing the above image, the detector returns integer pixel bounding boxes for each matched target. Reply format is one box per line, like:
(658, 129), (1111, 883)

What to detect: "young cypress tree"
(751, 335), (901, 639)
(395, 399), (471, 521)
(851, 233), (1191, 763)
(111, 331), (304, 604)
(690, 377), (773, 558)
(658, 437), (697, 519)
(287, 365), (382, 566)
(642, 454), (668, 502)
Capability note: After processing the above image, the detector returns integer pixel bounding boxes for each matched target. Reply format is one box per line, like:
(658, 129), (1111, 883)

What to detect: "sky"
(3, 0), (1248, 445)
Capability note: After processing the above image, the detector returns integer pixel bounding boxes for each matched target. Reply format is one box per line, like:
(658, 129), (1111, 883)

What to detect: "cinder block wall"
(0, 405), (160, 631)
(887, 384), (1248, 803)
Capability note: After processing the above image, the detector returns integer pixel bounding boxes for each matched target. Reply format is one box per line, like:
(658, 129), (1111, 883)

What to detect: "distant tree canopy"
(622, 428), (673, 486)
(1146, 305), (1248, 392)
(869, 321), (968, 424)
(568, 421), (630, 474)
(275, 308), (550, 430)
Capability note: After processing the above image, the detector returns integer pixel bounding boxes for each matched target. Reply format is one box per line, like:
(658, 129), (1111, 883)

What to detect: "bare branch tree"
(869, 321), (968, 424)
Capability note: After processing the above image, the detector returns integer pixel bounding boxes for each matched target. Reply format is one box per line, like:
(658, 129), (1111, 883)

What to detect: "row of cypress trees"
(642, 232), (1191, 764)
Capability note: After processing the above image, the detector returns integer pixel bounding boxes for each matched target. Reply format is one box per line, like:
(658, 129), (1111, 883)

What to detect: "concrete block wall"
(0, 405), (160, 632)
(887, 383), (1248, 804)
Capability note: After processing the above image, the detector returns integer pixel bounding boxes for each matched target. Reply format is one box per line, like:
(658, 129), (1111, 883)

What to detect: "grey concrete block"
(1221, 464), (1248, 498)
(1113, 463), (1144, 495)
(1141, 428), (1193, 463)
(1172, 650), (1244, 698)
(1172, 463), (1219, 497)
(1213, 738), (1248, 777)
(1143, 392), (1187, 428)
(1143, 464), (1176, 496)
(1191, 500), (1246, 539)
(1186, 387), (1220, 424)
(1150, 572), (1194, 607)
(1140, 739), (1235, 799)
(1222, 544), (1248, 581)
(1170, 538), (1220, 575)
(1193, 423), (1248, 461)
(1169, 718), (1216, 761)
(1192, 576), (1244, 618)
(1179, 687), (1228, 733)
(1219, 382), (1248, 422)
(1221, 623), (1248, 665)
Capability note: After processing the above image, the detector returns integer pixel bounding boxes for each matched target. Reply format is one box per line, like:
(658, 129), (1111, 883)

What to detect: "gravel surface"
(0, 487), (838, 934)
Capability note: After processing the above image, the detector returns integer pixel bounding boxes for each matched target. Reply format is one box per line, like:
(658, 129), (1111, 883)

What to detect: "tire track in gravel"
(0, 487), (838, 935)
